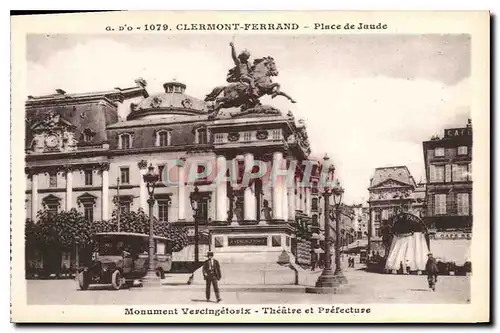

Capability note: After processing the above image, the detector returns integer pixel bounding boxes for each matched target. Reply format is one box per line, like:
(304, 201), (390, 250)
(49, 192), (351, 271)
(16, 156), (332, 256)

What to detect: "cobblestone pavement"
(26, 266), (470, 305)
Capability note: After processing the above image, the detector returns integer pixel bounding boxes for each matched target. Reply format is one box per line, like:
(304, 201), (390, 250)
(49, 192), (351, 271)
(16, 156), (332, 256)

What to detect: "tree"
(91, 209), (189, 252)
(37, 209), (92, 250)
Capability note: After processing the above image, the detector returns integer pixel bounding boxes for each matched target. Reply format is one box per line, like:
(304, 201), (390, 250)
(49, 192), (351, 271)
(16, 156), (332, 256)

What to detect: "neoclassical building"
(25, 80), (321, 278)
(367, 166), (425, 255)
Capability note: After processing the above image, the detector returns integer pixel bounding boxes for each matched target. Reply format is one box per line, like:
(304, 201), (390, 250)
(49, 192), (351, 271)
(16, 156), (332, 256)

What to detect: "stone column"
(138, 160), (148, 212)
(288, 185), (295, 221)
(305, 187), (311, 216)
(178, 157), (186, 221)
(294, 178), (300, 214)
(65, 166), (73, 211)
(30, 171), (38, 221)
(282, 183), (289, 222)
(216, 155), (228, 222)
(244, 153), (257, 221)
(100, 163), (109, 220)
(272, 151), (284, 220)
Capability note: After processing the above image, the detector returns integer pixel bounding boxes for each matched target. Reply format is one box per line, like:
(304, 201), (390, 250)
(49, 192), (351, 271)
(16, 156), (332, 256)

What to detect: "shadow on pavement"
(409, 288), (432, 292)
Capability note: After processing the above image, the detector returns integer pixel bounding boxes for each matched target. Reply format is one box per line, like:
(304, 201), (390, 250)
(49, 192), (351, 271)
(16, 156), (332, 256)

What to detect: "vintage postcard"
(10, 11), (490, 323)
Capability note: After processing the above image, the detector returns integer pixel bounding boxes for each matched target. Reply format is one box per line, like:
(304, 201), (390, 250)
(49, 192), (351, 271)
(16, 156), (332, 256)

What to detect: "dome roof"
(127, 81), (209, 120)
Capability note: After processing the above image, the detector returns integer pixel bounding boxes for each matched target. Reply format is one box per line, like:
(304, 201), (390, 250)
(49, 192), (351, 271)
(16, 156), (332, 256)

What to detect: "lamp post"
(142, 164), (160, 286)
(189, 185), (202, 263)
(332, 180), (347, 284)
(306, 154), (340, 294)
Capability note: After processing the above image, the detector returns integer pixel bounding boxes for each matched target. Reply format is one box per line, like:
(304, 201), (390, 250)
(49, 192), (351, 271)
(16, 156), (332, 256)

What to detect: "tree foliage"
(36, 209), (92, 250)
(27, 208), (190, 254)
(92, 209), (189, 252)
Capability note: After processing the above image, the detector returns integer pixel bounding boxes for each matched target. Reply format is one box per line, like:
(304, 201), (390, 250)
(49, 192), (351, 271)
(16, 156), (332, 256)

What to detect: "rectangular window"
(120, 202), (131, 215)
(197, 128), (207, 144)
(434, 194), (447, 215)
(47, 203), (58, 215)
(434, 147), (445, 157)
(214, 133), (224, 144)
(429, 165), (444, 183)
(158, 201), (169, 223)
(458, 146), (468, 155)
(445, 164), (452, 183)
(159, 132), (169, 146)
(84, 205), (94, 222)
(49, 174), (57, 188)
(199, 198), (209, 223)
(121, 134), (131, 149)
(452, 164), (468, 182)
(120, 167), (130, 184)
(311, 181), (319, 195)
(84, 170), (93, 186)
(468, 163), (472, 181)
(243, 131), (252, 142)
(374, 210), (381, 221)
(457, 193), (470, 216)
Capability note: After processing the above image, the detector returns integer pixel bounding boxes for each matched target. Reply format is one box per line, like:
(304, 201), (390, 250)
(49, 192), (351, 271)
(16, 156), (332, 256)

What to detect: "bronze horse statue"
(205, 57), (296, 118)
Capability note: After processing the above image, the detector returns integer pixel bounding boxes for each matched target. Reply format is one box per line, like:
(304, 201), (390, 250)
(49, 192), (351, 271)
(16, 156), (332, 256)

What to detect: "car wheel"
(77, 272), (89, 290)
(111, 270), (123, 290)
(156, 268), (165, 280)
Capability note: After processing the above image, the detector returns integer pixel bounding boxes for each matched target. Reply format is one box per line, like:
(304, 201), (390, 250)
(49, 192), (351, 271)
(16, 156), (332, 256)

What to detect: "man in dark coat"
(203, 251), (222, 302)
(425, 253), (439, 290)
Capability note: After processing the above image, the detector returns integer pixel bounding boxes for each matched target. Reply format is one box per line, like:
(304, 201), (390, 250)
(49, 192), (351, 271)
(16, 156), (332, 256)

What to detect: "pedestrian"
(311, 251), (317, 271)
(203, 251), (222, 302)
(425, 253), (438, 291)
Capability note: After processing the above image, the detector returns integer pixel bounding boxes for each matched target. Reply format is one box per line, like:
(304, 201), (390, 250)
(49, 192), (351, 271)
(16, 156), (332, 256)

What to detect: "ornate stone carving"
(256, 130), (269, 140)
(98, 162), (110, 171)
(227, 132), (240, 142)
(137, 160), (148, 169)
(181, 98), (192, 108)
(150, 96), (162, 108)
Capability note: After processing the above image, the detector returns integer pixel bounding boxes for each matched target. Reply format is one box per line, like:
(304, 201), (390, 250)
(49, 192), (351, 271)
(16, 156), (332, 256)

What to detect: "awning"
(430, 239), (471, 265)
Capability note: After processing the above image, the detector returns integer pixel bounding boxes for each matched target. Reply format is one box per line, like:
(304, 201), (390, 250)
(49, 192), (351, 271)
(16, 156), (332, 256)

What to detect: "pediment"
(30, 111), (75, 133)
(42, 194), (61, 203)
(371, 178), (411, 189)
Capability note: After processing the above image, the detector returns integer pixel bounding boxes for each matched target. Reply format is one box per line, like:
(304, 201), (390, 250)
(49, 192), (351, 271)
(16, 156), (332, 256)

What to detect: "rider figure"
(227, 42), (257, 100)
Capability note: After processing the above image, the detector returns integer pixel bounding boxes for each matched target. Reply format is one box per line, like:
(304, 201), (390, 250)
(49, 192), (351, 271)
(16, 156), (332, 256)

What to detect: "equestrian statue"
(205, 42), (296, 119)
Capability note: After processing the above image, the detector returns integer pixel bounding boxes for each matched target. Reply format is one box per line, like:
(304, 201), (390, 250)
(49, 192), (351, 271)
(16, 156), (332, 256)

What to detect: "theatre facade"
(25, 80), (323, 274)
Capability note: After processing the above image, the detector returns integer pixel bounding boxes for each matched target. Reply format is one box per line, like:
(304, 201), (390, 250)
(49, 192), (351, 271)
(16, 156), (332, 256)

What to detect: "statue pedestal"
(193, 223), (297, 285)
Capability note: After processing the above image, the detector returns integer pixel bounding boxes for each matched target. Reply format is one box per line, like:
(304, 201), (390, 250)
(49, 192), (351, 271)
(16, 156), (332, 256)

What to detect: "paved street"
(27, 267), (470, 305)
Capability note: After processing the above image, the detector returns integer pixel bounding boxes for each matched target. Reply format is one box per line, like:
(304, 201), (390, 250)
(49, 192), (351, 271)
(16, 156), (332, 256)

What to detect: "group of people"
(200, 250), (440, 302)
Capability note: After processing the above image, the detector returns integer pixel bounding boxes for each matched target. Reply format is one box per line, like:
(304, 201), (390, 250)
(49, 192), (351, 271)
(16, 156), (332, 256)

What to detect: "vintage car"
(77, 232), (172, 290)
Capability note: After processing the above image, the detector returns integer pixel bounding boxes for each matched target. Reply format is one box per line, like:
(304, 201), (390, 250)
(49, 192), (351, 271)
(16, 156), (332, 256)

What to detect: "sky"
(26, 34), (471, 204)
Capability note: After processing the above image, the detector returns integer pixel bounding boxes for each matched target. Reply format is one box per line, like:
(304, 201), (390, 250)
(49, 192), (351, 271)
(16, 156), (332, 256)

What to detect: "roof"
(370, 166), (416, 188)
(127, 81), (209, 120)
(107, 114), (210, 129)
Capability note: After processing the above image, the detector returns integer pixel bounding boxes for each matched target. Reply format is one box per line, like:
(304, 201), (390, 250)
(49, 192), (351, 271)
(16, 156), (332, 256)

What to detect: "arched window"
(119, 133), (132, 149)
(156, 130), (172, 147)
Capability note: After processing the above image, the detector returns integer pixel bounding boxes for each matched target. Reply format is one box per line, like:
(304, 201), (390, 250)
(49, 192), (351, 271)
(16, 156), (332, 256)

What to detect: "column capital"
(138, 159), (148, 170)
(62, 164), (75, 174)
(98, 162), (110, 172)
(25, 167), (36, 178)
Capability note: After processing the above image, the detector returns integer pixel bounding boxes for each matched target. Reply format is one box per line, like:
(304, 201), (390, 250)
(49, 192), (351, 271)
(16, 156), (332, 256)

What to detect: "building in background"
(422, 120), (472, 265)
(367, 166), (422, 256)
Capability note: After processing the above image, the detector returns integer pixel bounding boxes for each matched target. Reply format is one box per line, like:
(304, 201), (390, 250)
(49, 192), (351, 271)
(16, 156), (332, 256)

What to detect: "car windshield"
(95, 235), (147, 256)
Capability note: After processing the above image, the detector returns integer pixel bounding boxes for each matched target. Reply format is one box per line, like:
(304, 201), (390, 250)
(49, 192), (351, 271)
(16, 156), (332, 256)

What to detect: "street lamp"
(306, 154), (340, 294)
(189, 185), (202, 263)
(142, 164), (160, 286)
(332, 179), (347, 284)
